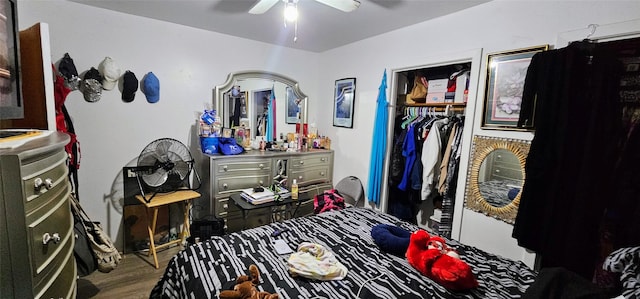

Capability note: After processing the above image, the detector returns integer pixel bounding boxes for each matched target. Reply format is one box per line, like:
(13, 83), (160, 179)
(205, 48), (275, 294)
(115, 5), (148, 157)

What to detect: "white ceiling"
(69, 0), (489, 53)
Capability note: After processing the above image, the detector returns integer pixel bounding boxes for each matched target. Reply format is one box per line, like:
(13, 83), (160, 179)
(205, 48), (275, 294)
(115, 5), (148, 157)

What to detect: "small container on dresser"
(0, 131), (76, 299)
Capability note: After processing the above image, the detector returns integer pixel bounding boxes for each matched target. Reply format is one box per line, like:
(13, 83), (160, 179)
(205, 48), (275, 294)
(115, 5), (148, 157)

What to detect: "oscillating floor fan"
(133, 138), (201, 203)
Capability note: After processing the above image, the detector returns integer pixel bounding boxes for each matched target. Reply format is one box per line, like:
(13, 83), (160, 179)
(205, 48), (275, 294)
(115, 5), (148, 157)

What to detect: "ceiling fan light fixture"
(284, 1), (298, 22)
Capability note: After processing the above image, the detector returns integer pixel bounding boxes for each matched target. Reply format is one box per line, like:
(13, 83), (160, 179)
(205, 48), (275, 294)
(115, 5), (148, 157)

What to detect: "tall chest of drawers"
(0, 132), (76, 299)
(196, 150), (334, 232)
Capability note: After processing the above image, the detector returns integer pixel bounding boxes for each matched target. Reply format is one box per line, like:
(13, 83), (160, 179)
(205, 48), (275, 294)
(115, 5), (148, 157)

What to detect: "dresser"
(196, 149), (334, 232)
(0, 132), (76, 299)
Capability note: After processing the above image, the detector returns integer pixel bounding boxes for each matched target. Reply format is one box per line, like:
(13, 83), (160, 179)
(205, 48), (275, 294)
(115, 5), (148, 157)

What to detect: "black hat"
(122, 70), (138, 102)
(58, 53), (80, 90)
(81, 67), (103, 102)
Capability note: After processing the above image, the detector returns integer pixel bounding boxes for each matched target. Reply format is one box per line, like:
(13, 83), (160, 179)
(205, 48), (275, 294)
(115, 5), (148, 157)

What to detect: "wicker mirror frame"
(464, 135), (530, 224)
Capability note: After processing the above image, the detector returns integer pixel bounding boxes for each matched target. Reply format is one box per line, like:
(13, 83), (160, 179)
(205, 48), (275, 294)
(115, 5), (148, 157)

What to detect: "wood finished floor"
(76, 245), (182, 299)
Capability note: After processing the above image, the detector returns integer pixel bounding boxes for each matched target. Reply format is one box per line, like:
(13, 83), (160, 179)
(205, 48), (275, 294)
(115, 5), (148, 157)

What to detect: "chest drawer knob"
(223, 183), (228, 190)
(44, 178), (54, 189)
(259, 180), (264, 186)
(259, 163), (264, 169)
(42, 232), (61, 245)
(222, 203), (228, 210)
(495, 169), (501, 173)
(223, 165), (228, 171)
(299, 161), (304, 165)
(34, 178), (54, 191)
(321, 157), (327, 162)
(320, 171), (326, 176)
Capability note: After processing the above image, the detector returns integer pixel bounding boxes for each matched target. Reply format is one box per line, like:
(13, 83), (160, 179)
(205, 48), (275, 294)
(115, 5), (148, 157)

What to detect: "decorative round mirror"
(464, 135), (530, 223)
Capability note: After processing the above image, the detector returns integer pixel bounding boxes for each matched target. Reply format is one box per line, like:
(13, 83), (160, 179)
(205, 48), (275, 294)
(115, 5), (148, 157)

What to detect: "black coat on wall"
(513, 38), (640, 280)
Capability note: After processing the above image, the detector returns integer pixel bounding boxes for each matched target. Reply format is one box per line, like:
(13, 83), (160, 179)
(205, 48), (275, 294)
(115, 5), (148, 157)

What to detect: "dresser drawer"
(214, 159), (271, 174)
(36, 249), (76, 299)
(290, 154), (331, 169)
(28, 191), (73, 277)
(22, 150), (68, 209)
(215, 174), (271, 196)
(290, 166), (331, 186)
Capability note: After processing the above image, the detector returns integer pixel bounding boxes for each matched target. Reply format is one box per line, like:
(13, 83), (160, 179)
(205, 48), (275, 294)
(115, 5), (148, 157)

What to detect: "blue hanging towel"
(367, 70), (388, 206)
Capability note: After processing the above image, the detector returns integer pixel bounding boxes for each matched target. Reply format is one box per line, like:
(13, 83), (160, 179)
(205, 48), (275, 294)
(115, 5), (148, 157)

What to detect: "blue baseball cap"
(142, 72), (160, 103)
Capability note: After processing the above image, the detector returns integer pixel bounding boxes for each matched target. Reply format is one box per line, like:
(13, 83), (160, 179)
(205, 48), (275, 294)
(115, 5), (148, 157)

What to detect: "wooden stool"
(135, 190), (200, 268)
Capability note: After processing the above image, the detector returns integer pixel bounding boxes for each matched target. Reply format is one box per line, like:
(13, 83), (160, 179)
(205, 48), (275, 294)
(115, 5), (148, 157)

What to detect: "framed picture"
(333, 77), (356, 128)
(481, 45), (549, 130)
(285, 86), (300, 124)
(222, 128), (232, 138)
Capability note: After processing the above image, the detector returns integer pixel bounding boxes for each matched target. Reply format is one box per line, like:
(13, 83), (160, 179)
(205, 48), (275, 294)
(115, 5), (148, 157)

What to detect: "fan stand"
(133, 160), (202, 204)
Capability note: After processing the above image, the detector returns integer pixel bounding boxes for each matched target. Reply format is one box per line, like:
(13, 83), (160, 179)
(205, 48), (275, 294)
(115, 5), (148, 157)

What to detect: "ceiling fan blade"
(249, 0), (280, 14)
(314, 0), (361, 12)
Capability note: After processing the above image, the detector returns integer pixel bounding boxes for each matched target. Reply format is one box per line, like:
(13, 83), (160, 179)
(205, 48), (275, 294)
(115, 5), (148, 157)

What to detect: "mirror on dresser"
(464, 135), (530, 224)
(213, 70), (308, 141)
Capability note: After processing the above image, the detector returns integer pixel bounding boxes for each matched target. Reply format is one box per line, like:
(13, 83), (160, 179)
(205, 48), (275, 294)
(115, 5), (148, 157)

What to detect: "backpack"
(313, 189), (346, 214)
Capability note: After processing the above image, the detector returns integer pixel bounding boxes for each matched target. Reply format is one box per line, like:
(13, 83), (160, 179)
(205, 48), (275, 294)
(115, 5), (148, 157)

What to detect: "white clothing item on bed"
(287, 242), (348, 281)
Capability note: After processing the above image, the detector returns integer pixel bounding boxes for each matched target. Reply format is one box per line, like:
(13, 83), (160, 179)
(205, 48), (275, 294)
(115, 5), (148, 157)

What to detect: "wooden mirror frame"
(464, 135), (530, 224)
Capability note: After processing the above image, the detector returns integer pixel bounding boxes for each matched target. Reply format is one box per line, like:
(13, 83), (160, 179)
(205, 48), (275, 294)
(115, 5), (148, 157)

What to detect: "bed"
(477, 179), (521, 207)
(150, 207), (537, 299)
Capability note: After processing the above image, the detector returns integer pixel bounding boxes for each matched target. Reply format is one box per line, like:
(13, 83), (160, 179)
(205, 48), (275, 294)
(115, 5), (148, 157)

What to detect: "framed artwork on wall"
(333, 77), (356, 128)
(481, 45), (549, 130)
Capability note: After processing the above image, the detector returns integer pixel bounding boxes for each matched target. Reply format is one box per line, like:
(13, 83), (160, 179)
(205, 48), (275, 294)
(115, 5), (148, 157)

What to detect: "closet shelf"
(404, 102), (467, 107)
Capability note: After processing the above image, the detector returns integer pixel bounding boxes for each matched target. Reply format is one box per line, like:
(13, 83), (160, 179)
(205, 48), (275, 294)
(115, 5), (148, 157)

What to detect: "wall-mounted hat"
(81, 67), (103, 103)
(122, 70), (138, 102)
(98, 57), (121, 91)
(142, 72), (160, 103)
(58, 53), (80, 90)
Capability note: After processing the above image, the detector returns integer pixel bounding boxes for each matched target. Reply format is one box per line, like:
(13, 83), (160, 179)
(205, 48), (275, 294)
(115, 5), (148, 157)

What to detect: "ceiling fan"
(249, 0), (361, 15)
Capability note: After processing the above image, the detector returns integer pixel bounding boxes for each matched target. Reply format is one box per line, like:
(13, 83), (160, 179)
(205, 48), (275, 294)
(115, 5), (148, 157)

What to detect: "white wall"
(18, 0), (640, 265)
(315, 1), (640, 266)
(18, 0), (320, 249)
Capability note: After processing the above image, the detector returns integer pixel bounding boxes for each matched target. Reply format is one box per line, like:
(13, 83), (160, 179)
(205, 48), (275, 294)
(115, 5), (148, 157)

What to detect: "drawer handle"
(259, 180), (264, 186)
(321, 157), (327, 162)
(222, 203), (228, 210)
(320, 171), (325, 176)
(44, 178), (54, 189)
(223, 165), (228, 171)
(223, 183), (228, 190)
(299, 161), (304, 165)
(298, 176), (303, 180)
(495, 169), (501, 173)
(259, 164), (264, 169)
(42, 232), (61, 245)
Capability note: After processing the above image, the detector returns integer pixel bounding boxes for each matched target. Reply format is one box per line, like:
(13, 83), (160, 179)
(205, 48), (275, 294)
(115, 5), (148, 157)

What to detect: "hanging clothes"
(438, 119), (464, 238)
(420, 117), (449, 202)
(513, 41), (624, 279)
(367, 70), (388, 206)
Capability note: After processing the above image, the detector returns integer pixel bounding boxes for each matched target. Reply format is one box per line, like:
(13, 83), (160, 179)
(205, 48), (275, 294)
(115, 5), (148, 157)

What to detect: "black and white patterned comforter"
(150, 208), (536, 299)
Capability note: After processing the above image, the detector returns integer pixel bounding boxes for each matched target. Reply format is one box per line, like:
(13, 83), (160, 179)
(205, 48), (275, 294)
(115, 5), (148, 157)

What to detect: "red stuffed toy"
(406, 229), (478, 291)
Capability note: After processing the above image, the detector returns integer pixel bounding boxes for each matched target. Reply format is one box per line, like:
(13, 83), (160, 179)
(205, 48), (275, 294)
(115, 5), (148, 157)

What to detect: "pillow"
(371, 224), (412, 257)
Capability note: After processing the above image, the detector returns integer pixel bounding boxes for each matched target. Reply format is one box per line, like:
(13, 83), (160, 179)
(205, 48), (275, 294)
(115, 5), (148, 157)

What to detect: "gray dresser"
(196, 149), (334, 232)
(0, 132), (76, 298)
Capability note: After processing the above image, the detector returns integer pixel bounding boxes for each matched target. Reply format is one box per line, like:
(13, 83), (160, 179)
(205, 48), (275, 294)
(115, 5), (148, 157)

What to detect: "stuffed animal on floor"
(218, 264), (279, 299)
(406, 229), (478, 291)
